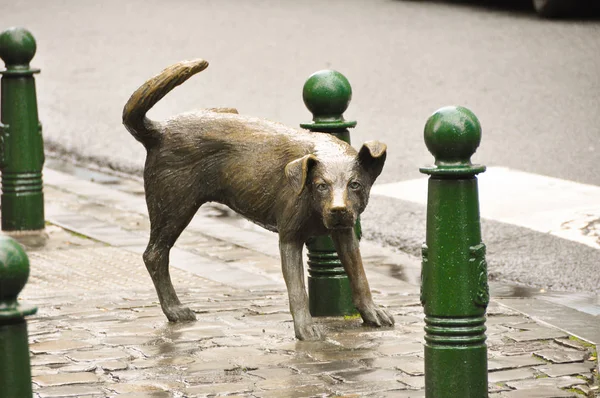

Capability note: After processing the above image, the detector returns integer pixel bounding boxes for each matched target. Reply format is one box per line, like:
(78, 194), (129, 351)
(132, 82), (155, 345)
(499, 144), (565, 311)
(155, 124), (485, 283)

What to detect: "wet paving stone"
(505, 375), (587, 389)
(30, 354), (71, 366)
(32, 372), (101, 387)
(290, 360), (362, 375)
(505, 328), (569, 342)
(489, 387), (578, 397)
(35, 384), (106, 397)
(30, 340), (94, 354)
(330, 380), (407, 395)
(397, 375), (425, 390)
(488, 354), (546, 371)
(536, 361), (596, 377)
(66, 347), (132, 362)
(533, 347), (587, 363)
(333, 368), (400, 383)
(487, 367), (537, 383)
(184, 381), (256, 396)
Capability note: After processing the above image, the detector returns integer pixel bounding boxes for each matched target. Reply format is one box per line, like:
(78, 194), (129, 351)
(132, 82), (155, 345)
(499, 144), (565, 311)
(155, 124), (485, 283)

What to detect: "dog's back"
(149, 110), (355, 232)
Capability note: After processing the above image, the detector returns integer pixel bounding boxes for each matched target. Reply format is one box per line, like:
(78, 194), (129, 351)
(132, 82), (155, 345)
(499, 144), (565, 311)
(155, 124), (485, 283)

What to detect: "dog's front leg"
(331, 228), (395, 327)
(279, 239), (323, 340)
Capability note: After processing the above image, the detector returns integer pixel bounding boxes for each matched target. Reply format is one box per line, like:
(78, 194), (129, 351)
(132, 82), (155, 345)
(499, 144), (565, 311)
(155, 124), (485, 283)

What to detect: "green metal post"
(0, 27), (45, 232)
(300, 70), (360, 317)
(0, 235), (37, 396)
(420, 106), (489, 397)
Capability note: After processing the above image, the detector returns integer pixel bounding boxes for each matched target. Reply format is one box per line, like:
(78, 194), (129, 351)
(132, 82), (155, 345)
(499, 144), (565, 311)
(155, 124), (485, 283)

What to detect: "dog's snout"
(330, 205), (347, 214)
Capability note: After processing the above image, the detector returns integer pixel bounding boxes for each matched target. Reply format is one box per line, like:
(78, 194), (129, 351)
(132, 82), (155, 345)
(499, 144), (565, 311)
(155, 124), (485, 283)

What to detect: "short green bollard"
(420, 106), (489, 397)
(0, 234), (37, 396)
(300, 70), (360, 317)
(0, 27), (45, 232)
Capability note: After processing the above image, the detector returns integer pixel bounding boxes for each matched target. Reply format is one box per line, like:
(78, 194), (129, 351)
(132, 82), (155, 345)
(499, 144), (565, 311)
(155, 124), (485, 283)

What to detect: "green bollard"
(420, 106), (489, 397)
(0, 234), (37, 396)
(0, 27), (45, 232)
(300, 70), (360, 317)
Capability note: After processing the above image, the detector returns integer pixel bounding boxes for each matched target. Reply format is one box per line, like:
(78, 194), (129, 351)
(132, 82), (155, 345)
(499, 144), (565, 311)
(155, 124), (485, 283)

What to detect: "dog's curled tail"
(122, 59), (209, 149)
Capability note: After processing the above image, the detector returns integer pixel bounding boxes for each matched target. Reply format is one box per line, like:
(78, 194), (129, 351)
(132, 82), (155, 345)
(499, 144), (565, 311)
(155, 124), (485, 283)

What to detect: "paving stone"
(66, 348), (131, 362)
(33, 372), (101, 387)
(330, 380), (407, 395)
(534, 348), (587, 363)
(290, 360), (362, 375)
(32, 366), (59, 377)
(57, 363), (97, 373)
(377, 341), (424, 356)
(30, 340), (93, 354)
(506, 375), (587, 389)
(30, 354), (71, 366)
(397, 375), (425, 389)
(307, 348), (380, 362)
(185, 381), (255, 396)
(487, 367), (537, 383)
(36, 384), (105, 397)
(380, 389), (425, 397)
(489, 387), (578, 397)
(537, 361), (596, 377)
(103, 381), (173, 395)
(257, 384), (335, 397)
(99, 360), (128, 371)
(506, 328), (568, 342)
(255, 373), (326, 390)
(333, 368), (400, 383)
(488, 354), (546, 371)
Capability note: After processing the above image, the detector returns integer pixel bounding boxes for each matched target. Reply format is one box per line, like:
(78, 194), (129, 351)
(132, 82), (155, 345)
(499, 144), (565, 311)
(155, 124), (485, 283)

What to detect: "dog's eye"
(315, 183), (328, 192)
(349, 181), (362, 190)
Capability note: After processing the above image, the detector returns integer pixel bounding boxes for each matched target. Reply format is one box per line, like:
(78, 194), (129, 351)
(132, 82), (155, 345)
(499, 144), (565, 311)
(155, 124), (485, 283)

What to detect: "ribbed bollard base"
(307, 247), (358, 317)
(424, 316), (488, 397)
(1, 172), (44, 231)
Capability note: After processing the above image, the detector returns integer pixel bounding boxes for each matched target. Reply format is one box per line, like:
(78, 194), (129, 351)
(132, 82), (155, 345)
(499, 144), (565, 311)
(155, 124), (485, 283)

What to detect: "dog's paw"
(164, 305), (197, 322)
(295, 323), (324, 341)
(360, 305), (395, 327)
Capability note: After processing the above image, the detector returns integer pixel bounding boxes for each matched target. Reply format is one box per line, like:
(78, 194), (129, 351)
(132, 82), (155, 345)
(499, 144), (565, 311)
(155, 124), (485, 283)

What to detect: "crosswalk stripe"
(371, 167), (600, 250)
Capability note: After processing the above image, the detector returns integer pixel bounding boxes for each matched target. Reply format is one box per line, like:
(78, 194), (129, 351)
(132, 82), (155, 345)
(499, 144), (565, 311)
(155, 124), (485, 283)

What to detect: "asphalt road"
(2, 0), (599, 293)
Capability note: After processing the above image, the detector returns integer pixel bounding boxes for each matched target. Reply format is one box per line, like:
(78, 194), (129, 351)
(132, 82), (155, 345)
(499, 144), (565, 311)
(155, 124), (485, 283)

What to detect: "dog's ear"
(285, 154), (317, 195)
(357, 141), (387, 182)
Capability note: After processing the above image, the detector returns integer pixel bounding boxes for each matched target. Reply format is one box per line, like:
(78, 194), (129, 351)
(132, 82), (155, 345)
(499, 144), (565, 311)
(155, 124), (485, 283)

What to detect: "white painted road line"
(371, 167), (600, 250)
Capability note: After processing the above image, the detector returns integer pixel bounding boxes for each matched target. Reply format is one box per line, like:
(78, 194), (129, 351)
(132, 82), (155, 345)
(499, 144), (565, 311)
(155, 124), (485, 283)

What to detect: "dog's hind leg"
(144, 188), (203, 322)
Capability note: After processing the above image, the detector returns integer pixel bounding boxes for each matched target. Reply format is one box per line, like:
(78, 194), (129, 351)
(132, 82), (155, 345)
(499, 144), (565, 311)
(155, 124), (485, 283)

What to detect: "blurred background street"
(2, 0), (599, 294)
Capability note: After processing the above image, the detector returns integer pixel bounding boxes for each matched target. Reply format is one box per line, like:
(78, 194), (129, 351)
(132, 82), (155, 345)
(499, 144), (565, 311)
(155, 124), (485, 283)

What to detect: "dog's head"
(285, 141), (387, 230)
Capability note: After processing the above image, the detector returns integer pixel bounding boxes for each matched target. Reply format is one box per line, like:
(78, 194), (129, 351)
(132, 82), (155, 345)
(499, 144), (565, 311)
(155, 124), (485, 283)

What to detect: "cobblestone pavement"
(13, 164), (600, 397)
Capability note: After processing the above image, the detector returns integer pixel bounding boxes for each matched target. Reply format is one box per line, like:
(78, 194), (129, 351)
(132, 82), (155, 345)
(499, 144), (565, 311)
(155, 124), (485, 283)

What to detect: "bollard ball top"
(0, 235), (30, 303)
(0, 27), (37, 68)
(303, 70), (352, 122)
(424, 106), (481, 166)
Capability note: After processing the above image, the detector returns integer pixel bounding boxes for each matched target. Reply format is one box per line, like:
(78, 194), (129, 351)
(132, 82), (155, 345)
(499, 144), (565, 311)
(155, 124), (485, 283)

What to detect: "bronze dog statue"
(122, 60), (394, 340)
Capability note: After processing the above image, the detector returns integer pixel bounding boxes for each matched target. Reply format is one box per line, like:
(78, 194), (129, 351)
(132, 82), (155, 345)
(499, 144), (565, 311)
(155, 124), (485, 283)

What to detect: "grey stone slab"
(333, 368), (399, 383)
(30, 355), (71, 366)
(184, 381), (255, 396)
(33, 372), (101, 387)
(330, 380), (407, 395)
(487, 367), (537, 383)
(533, 348), (587, 364)
(290, 360), (362, 375)
(36, 385), (105, 397)
(497, 298), (600, 345)
(488, 354), (546, 371)
(506, 328), (569, 342)
(489, 387), (578, 397)
(99, 360), (128, 371)
(377, 341), (424, 356)
(380, 390), (425, 398)
(537, 361), (596, 377)
(506, 375), (587, 389)
(30, 340), (94, 354)
(66, 348), (131, 362)
(397, 375), (425, 390)
(257, 384), (335, 398)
